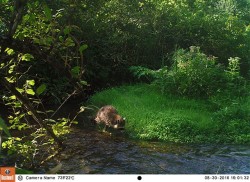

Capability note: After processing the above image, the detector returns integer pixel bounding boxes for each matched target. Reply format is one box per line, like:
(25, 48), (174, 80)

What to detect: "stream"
(53, 128), (250, 174)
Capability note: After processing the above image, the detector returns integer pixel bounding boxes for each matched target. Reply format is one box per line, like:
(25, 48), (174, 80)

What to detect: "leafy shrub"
(209, 57), (248, 108)
(131, 46), (247, 100)
(2, 116), (77, 168)
(164, 46), (226, 98)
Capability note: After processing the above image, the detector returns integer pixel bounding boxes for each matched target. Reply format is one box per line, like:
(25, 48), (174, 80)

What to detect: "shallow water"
(55, 128), (250, 174)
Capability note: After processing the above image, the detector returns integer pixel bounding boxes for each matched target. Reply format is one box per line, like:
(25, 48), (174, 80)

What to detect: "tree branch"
(9, 0), (28, 38)
(0, 77), (63, 148)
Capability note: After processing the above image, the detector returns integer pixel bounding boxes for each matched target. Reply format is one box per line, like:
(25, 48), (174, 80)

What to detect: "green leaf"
(79, 44), (88, 53)
(79, 80), (88, 86)
(71, 66), (80, 77)
(63, 27), (70, 35)
(26, 80), (35, 86)
(5, 48), (15, 55)
(0, 117), (11, 137)
(21, 54), (34, 62)
(44, 5), (52, 20)
(36, 84), (47, 95)
(65, 37), (75, 47)
(59, 35), (64, 42)
(14, 102), (22, 108)
(71, 121), (78, 125)
(16, 88), (24, 93)
(8, 64), (15, 74)
(26, 89), (35, 95)
(15, 137), (22, 141)
(10, 95), (16, 100)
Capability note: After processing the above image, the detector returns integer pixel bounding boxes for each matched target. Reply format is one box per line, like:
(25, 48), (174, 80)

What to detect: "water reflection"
(55, 128), (250, 174)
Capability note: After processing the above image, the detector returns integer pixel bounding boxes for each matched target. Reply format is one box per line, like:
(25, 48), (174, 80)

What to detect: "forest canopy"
(1, 0), (250, 90)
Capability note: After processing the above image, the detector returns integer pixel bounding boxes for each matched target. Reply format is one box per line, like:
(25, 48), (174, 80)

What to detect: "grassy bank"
(88, 84), (250, 144)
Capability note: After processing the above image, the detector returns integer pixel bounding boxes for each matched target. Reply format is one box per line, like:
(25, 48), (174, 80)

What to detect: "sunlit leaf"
(16, 88), (24, 93)
(71, 121), (78, 125)
(26, 80), (35, 86)
(14, 102), (22, 108)
(15, 137), (22, 141)
(21, 54), (34, 62)
(6, 77), (15, 83)
(5, 48), (15, 55)
(80, 80), (88, 86)
(10, 95), (16, 100)
(26, 89), (35, 95)
(8, 64), (15, 74)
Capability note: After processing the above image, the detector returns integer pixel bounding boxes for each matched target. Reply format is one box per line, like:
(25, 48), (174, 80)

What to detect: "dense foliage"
(42, 0), (250, 87)
(131, 46), (247, 99)
(0, 0), (85, 169)
(1, 0), (250, 170)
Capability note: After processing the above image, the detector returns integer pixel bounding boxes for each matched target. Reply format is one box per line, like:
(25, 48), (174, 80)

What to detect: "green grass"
(88, 84), (250, 144)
